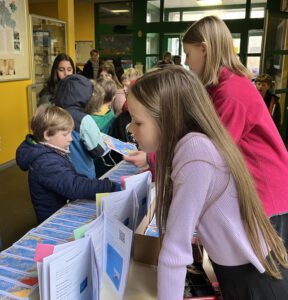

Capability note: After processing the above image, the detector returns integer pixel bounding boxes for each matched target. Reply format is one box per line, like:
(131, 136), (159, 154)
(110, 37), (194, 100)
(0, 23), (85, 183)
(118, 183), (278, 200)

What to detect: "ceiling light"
(111, 10), (130, 13)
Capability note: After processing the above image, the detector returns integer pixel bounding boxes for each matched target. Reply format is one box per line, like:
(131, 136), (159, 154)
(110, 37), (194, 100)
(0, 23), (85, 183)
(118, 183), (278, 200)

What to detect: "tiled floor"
(0, 164), (37, 250)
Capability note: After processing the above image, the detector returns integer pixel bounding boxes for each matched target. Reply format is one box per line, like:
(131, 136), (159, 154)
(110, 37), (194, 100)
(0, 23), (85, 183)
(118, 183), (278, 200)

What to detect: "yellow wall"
(0, 1), (95, 165)
(75, 1), (95, 43)
(0, 1), (32, 165)
(29, 3), (58, 19)
(0, 81), (31, 164)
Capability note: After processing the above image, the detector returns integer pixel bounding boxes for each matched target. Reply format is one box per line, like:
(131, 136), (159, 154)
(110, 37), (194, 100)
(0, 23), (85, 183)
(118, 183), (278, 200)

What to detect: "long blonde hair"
(182, 15), (252, 86)
(130, 66), (288, 279)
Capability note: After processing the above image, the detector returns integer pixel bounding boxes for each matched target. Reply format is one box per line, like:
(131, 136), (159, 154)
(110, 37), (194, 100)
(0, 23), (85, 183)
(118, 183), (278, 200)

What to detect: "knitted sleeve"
(158, 161), (215, 300)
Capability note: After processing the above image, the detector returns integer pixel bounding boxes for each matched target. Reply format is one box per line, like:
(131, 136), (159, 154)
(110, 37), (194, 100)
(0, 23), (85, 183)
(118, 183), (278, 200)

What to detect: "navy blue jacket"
(54, 75), (107, 178)
(16, 135), (116, 224)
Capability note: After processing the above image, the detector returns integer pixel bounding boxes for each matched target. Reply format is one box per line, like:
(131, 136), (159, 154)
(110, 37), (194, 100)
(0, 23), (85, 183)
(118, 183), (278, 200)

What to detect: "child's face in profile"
(127, 93), (160, 153)
(183, 43), (206, 76)
(44, 130), (73, 151)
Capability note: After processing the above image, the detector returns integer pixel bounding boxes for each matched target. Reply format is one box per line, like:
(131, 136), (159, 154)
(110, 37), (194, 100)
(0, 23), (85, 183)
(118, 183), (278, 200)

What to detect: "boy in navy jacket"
(16, 105), (119, 224)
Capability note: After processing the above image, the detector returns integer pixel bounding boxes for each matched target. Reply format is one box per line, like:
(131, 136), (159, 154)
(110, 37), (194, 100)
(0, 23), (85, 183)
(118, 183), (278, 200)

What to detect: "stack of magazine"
(0, 162), (152, 300)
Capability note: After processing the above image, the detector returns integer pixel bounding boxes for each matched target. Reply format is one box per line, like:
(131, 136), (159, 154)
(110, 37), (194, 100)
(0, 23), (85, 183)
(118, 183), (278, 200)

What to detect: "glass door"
(261, 8), (288, 142)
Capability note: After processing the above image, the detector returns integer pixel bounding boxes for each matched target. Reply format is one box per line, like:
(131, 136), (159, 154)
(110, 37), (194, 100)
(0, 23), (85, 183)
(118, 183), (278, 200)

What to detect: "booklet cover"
(2, 246), (35, 261)
(0, 267), (38, 288)
(124, 171), (152, 227)
(103, 134), (137, 156)
(0, 277), (36, 299)
(96, 189), (139, 231)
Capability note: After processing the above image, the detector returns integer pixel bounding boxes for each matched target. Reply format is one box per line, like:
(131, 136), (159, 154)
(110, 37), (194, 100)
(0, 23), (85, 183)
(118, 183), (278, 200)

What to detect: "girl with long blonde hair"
(127, 66), (288, 300)
(182, 16), (288, 250)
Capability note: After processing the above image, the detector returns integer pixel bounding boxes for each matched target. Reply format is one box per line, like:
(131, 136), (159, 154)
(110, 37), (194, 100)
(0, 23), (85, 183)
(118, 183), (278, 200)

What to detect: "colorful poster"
(0, 0), (29, 81)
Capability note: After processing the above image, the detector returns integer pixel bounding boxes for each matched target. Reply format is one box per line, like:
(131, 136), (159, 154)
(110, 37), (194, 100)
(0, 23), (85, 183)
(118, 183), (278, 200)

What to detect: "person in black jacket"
(82, 49), (100, 80)
(255, 74), (281, 129)
(16, 105), (120, 224)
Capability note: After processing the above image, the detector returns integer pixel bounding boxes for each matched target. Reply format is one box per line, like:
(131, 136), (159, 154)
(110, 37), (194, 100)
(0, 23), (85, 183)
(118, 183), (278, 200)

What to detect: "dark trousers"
(211, 260), (288, 300)
(270, 213), (288, 249)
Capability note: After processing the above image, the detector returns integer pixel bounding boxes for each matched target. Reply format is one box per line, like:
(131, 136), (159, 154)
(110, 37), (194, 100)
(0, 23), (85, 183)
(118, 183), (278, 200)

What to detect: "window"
(232, 33), (241, 55)
(164, 0), (246, 22)
(246, 30), (263, 76)
(146, 33), (159, 55)
(146, 1), (160, 23)
(251, 0), (267, 18)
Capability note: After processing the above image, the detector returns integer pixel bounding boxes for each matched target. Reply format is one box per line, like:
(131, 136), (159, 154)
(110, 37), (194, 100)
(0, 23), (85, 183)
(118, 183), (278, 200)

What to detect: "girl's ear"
(43, 130), (50, 142)
(201, 42), (207, 56)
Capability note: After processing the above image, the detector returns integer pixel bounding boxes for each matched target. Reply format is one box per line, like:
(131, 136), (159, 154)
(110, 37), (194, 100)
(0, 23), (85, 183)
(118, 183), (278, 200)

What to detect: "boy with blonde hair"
(16, 105), (119, 224)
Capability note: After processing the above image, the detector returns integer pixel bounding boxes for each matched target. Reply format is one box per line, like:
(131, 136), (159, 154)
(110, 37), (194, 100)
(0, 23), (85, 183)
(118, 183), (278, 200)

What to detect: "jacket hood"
(54, 74), (93, 109)
(16, 135), (53, 171)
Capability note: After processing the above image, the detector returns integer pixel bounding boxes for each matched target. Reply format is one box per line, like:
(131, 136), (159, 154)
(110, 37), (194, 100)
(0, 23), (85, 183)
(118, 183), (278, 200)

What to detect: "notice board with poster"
(75, 41), (93, 65)
(0, 0), (30, 81)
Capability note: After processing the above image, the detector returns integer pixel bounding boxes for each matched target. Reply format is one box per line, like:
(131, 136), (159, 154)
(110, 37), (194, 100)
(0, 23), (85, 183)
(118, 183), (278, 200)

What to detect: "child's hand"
(123, 150), (149, 170)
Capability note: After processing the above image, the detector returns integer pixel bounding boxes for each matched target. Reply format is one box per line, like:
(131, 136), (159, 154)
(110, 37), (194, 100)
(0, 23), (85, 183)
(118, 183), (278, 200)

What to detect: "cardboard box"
(131, 201), (220, 300)
(132, 200), (160, 265)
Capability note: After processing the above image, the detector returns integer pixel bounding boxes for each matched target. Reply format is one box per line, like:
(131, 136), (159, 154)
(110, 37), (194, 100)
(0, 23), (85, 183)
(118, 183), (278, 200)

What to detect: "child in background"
(16, 106), (120, 224)
(54, 74), (108, 179)
(98, 62), (126, 116)
(85, 76), (118, 178)
(38, 53), (75, 106)
(255, 73), (281, 129)
(86, 76), (117, 134)
(121, 68), (140, 97)
(128, 66), (288, 300)
(182, 16), (288, 248)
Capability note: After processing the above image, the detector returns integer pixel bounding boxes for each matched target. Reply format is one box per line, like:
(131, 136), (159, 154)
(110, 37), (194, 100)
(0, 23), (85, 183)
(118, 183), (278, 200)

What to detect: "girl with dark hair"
(38, 53), (75, 106)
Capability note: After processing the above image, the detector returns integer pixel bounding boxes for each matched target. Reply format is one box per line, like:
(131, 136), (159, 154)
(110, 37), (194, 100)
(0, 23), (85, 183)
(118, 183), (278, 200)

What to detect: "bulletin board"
(0, 0), (30, 81)
(75, 41), (93, 65)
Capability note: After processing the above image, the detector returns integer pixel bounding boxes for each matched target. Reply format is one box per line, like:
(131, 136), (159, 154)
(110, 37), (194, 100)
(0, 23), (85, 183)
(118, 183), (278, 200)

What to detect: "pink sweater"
(208, 68), (288, 217)
(158, 133), (266, 300)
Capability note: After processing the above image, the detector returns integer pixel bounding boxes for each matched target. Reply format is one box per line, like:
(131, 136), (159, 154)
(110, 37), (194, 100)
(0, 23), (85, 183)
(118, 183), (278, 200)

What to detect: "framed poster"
(0, 0), (30, 81)
(75, 41), (93, 65)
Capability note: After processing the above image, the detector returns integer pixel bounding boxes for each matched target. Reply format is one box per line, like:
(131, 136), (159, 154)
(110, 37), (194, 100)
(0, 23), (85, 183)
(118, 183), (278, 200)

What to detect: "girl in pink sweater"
(182, 16), (288, 248)
(127, 67), (288, 300)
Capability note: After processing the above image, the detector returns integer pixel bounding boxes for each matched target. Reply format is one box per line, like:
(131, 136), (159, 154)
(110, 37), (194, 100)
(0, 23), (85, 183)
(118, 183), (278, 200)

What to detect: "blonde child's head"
(97, 76), (117, 104)
(182, 15), (252, 86)
(31, 105), (74, 143)
(125, 68), (140, 81)
(84, 81), (105, 114)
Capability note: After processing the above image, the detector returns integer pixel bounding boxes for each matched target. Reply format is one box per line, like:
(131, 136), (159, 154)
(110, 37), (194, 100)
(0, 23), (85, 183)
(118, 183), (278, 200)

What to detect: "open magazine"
(95, 189), (139, 231)
(36, 212), (133, 300)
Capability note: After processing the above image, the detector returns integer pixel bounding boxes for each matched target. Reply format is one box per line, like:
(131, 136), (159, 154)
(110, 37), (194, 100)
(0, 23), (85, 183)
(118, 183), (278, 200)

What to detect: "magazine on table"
(124, 171), (152, 227)
(95, 189), (139, 231)
(35, 212), (132, 300)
